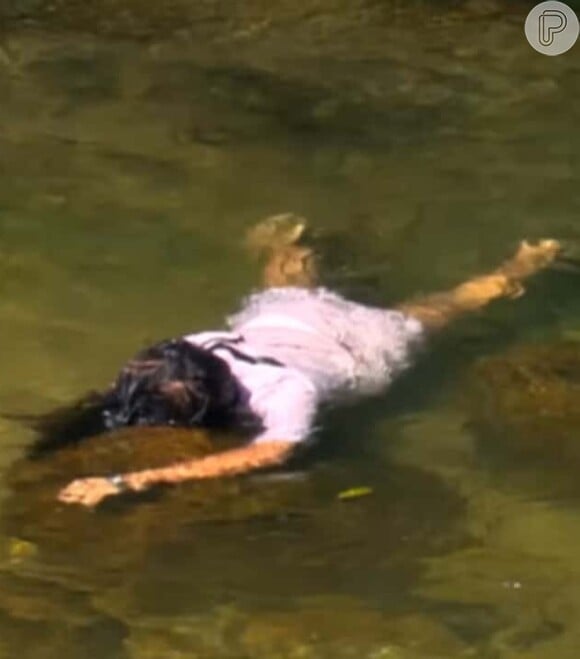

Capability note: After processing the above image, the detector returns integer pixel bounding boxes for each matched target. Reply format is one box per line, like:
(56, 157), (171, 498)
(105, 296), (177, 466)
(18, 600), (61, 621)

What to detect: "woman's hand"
(58, 477), (124, 507)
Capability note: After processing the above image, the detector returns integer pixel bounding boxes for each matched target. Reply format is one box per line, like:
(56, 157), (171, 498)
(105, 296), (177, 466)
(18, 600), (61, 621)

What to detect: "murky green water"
(0, 2), (580, 657)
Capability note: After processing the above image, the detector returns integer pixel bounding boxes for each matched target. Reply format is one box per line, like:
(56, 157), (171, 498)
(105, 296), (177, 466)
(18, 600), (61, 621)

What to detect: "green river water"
(0, 1), (579, 657)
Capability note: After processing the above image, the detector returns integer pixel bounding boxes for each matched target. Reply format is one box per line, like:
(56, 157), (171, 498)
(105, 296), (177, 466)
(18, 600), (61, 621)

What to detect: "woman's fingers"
(58, 477), (120, 507)
(502, 238), (562, 280)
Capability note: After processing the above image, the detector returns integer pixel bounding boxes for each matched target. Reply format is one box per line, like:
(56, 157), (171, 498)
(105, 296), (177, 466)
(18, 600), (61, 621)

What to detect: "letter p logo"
(539, 9), (567, 45)
(525, 1), (579, 55)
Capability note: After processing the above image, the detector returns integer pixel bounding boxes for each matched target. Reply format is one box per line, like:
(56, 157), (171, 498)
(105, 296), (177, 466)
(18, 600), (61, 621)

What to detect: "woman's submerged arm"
(398, 239), (562, 331)
(58, 440), (296, 507)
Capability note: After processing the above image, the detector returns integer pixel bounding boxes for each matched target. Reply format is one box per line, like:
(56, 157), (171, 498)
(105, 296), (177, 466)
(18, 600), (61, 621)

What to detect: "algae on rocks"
(122, 596), (467, 659)
(1, 426), (315, 568)
(468, 341), (580, 462)
(0, 422), (467, 656)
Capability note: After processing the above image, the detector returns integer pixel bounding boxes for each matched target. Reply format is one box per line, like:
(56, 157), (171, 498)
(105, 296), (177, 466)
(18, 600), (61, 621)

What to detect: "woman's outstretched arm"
(58, 440), (295, 507)
(397, 239), (561, 331)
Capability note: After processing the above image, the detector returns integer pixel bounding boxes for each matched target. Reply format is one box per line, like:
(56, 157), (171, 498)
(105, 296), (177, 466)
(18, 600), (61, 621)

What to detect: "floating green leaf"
(337, 486), (373, 501)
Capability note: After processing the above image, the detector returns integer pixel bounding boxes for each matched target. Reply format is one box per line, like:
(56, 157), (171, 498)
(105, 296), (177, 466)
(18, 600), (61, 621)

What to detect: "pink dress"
(185, 287), (424, 445)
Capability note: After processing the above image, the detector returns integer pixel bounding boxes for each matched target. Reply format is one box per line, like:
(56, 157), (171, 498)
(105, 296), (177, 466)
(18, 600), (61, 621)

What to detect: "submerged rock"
(123, 596), (467, 659)
(239, 597), (467, 659)
(467, 341), (580, 467)
(2, 426), (314, 568)
(0, 426), (314, 652)
(0, 424), (467, 656)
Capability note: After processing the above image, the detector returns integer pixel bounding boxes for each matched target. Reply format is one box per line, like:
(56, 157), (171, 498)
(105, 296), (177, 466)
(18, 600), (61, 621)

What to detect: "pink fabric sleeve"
(251, 373), (318, 445)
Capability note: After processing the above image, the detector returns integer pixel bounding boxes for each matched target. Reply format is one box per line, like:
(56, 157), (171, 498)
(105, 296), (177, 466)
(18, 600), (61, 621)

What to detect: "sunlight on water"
(0, 2), (579, 657)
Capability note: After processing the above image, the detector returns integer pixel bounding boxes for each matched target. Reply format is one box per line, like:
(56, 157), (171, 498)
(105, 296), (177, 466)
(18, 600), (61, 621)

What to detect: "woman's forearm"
(123, 440), (295, 491)
(58, 440), (297, 506)
(398, 239), (561, 331)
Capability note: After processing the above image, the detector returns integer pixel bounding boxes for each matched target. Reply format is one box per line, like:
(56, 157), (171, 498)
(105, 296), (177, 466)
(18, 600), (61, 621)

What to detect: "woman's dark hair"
(26, 339), (241, 457)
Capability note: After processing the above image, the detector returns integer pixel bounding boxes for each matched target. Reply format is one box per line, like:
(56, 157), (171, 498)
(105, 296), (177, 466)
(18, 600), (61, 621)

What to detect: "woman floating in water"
(45, 215), (560, 507)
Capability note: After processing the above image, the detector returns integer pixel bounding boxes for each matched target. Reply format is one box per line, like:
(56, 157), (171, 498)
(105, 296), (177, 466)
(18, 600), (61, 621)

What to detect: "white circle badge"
(525, 1), (579, 55)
